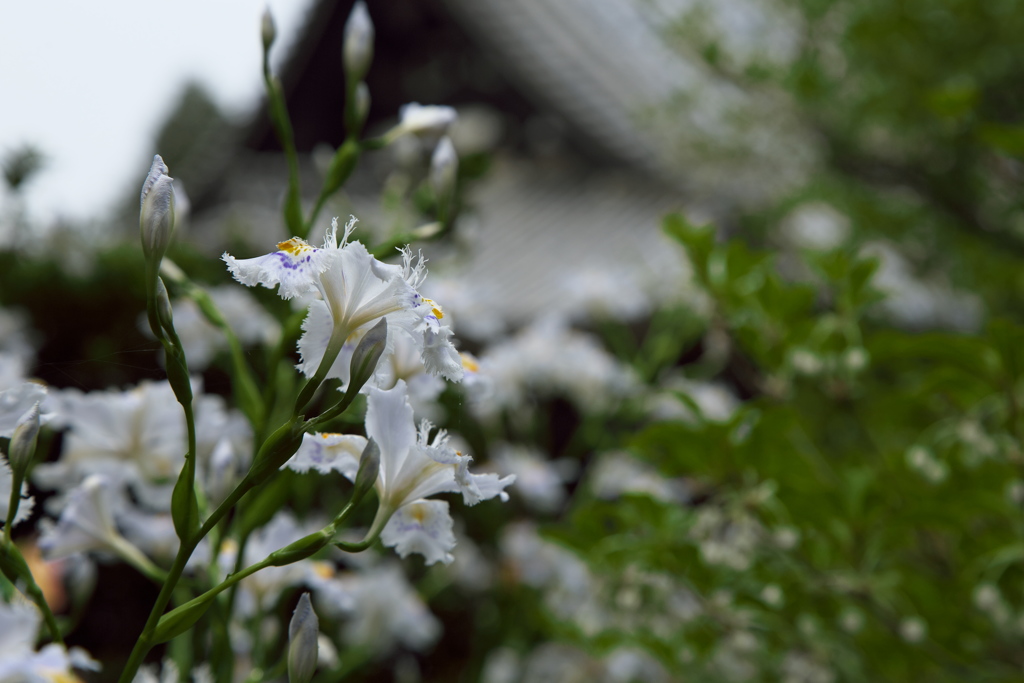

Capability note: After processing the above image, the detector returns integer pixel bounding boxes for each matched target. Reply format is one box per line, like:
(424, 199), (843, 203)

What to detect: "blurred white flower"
(780, 201), (851, 252)
(863, 241), (982, 331)
(690, 505), (763, 572)
(35, 381), (249, 512)
(647, 376), (740, 424)
(472, 317), (638, 417)
(219, 511), (315, 617)
(336, 563), (441, 654)
(0, 599), (99, 681)
(395, 104), (458, 139)
(34, 380), (185, 498)
(37, 475), (150, 573)
(780, 650), (835, 683)
(490, 443), (575, 514)
(588, 451), (687, 504)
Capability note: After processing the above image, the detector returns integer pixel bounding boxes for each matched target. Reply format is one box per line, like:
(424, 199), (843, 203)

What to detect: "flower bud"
(343, 1), (374, 83)
(350, 438), (380, 507)
(288, 593), (319, 683)
(430, 136), (458, 199)
(347, 317), (387, 396)
(262, 6), (277, 52)
(140, 155), (176, 267)
(154, 277), (175, 335)
(8, 402), (41, 475)
(396, 103), (457, 138)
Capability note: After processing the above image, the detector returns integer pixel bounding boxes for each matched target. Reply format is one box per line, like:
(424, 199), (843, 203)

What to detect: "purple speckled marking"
(274, 252), (303, 270)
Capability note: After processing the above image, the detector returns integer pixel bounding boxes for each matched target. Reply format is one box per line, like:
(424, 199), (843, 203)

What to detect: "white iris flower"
(284, 380), (514, 564)
(223, 217), (462, 392)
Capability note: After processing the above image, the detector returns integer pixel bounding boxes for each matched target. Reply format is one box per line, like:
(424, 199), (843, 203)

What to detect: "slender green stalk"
(0, 542), (63, 644)
(293, 325), (350, 415)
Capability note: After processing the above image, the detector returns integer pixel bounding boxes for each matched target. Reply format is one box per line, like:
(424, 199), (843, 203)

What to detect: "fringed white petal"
(421, 325), (463, 382)
(285, 432), (368, 477)
(454, 459), (516, 506)
(381, 499), (456, 565)
(223, 238), (333, 300)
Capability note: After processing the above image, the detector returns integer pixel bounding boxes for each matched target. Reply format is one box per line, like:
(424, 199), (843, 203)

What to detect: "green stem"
(0, 542), (63, 644)
(293, 325), (349, 416)
(334, 501), (391, 553)
(118, 472), (261, 683)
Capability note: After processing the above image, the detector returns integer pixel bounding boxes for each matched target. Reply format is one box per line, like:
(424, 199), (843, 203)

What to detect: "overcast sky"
(0, 0), (314, 225)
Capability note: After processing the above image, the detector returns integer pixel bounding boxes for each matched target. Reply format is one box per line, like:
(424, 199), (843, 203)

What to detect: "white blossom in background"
(490, 443), (576, 514)
(862, 241), (982, 332)
(500, 522), (603, 630)
(0, 599), (99, 681)
(445, 526), (494, 592)
(34, 381), (250, 512)
(646, 375), (740, 424)
(37, 475), (149, 570)
(335, 563), (441, 655)
(710, 630), (760, 681)
(34, 381), (185, 498)
(0, 353), (26, 392)
(394, 103), (458, 139)
(224, 217), (463, 392)
(689, 505), (763, 572)
(421, 275), (507, 342)
(119, 511), (211, 569)
(780, 201), (851, 252)
(134, 660), (215, 683)
(0, 307), (36, 366)
(588, 451), (688, 504)
(905, 445), (948, 484)
(555, 265), (652, 324)
(779, 651), (835, 683)
(219, 511), (316, 618)
(603, 647), (672, 683)
(472, 317), (638, 417)
(0, 454), (33, 526)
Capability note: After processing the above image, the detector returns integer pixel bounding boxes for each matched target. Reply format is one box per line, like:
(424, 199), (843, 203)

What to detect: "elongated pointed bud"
(347, 318), (387, 395)
(343, 1), (374, 83)
(154, 277), (175, 335)
(140, 155), (176, 268)
(262, 6), (277, 51)
(8, 402), (41, 476)
(350, 438), (380, 507)
(430, 136), (458, 198)
(288, 593), (319, 683)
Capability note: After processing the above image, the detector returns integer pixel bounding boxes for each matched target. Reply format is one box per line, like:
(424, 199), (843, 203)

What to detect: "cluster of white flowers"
(0, 599), (99, 680)
(27, 379), (251, 567)
(689, 504), (764, 572)
(481, 642), (672, 683)
(469, 317), (638, 417)
(588, 450), (688, 504)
